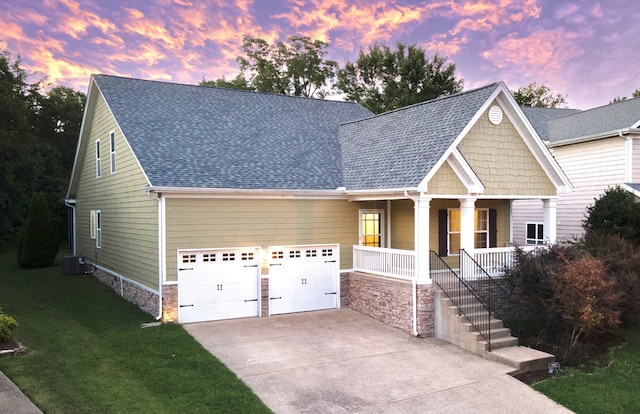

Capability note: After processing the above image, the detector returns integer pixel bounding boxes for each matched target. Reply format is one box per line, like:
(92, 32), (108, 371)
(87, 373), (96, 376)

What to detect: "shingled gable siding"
(427, 160), (468, 195)
(164, 197), (373, 281)
(457, 102), (557, 197)
(74, 92), (160, 311)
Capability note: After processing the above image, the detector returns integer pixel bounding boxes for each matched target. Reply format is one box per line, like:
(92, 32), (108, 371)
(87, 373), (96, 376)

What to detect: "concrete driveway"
(185, 308), (572, 414)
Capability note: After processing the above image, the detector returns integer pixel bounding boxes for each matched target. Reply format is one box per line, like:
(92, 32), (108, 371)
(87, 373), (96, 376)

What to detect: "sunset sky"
(1, 0), (638, 109)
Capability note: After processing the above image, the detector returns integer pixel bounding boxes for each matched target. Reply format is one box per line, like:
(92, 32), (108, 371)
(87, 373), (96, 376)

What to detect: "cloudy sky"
(1, 0), (637, 109)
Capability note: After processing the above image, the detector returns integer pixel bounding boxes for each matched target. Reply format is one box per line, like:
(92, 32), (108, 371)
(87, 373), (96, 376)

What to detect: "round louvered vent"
(488, 105), (503, 125)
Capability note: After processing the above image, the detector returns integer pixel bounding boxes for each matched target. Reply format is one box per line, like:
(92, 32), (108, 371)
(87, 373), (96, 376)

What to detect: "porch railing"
(473, 246), (538, 276)
(459, 249), (509, 321)
(352, 245), (415, 280)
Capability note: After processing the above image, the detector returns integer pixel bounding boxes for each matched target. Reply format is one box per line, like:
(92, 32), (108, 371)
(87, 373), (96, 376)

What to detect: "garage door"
(178, 247), (260, 323)
(268, 244), (339, 315)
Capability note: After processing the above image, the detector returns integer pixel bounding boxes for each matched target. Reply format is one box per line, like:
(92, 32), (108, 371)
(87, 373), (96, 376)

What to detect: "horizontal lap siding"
(511, 199), (543, 244)
(75, 93), (159, 290)
(552, 138), (626, 240)
(165, 198), (362, 281)
(633, 138), (640, 183)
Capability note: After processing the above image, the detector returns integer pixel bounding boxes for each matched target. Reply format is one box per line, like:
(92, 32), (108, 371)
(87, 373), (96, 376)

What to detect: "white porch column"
(459, 197), (476, 254)
(415, 195), (431, 281)
(543, 199), (557, 244)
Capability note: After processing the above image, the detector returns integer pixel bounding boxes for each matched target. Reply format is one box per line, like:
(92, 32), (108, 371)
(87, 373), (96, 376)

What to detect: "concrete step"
(487, 346), (556, 374)
(479, 335), (519, 351)
(460, 318), (504, 332)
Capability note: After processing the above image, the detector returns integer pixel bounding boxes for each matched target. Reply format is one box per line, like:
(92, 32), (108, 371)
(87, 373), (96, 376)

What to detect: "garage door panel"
(268, 244), (339, 316)
(178, 248), (260, 323)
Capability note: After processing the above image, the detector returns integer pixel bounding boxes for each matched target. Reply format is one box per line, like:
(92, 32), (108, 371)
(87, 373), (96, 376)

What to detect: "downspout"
(147, 189), (164, 321)
(404, 190), (419, 337)
(64, 199), (76, 255)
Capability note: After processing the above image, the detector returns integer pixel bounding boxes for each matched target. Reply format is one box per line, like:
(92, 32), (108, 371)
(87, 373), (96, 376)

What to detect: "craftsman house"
(513, 98), (640, 244)
(66, 75), (571, 341)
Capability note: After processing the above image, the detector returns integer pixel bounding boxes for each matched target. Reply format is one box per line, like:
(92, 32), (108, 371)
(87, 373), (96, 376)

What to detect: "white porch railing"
(353, 245), (543, 281)
(473, 246), (539, 276)
(353, 245), (416, 280)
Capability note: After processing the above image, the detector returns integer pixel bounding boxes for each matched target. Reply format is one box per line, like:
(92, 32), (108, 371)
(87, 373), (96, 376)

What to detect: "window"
(95, 140), (101, 178)
(526, 223), (544, 245)
(447, 208), (490, 254)
(95, 210), (101, 248)
(90, 210), (96, 239)
(109, 131), (116, 173)
(359, 210), (383, 247)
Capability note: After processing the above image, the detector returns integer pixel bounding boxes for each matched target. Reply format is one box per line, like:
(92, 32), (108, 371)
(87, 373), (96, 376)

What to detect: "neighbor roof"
(339, 83), (501, 190)
(545, 97), (640, 144)
(520, 106), (581, 142)
(92, 74), (373, 190)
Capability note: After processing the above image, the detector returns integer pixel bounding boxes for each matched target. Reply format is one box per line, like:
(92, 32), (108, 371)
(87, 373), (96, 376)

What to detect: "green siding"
(164, 198), (367, 281)
(74, 92), (159, 290)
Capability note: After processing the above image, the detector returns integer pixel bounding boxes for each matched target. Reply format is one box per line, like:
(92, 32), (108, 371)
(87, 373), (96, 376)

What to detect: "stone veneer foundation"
(103, 268), (435, 337)
(93, 268), (159, 317)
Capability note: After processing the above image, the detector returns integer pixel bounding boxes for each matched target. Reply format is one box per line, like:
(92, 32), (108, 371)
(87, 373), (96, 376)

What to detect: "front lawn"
(533, 328), (640, 414)
(0, 250), (271, 413)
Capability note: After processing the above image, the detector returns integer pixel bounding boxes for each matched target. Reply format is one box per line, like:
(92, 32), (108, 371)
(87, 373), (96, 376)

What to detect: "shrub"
(16, 192), (58, 268)
(504, 244), (622, 365)
(0, 307), (18, 342)
(581, 231), (640, 327)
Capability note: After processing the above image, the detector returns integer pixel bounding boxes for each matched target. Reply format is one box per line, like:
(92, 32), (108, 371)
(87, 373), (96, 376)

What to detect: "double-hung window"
(90, 210), (101, 248)
(95, 140), (101, 178)
(359, 209), (384, 247)
(109, 131), (116, 173)
(526, 223), (544, 245)
(447, 208), (490, 254)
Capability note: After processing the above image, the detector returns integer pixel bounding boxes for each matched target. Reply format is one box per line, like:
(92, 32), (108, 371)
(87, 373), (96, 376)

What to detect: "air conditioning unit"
(63, 255), (89, 275)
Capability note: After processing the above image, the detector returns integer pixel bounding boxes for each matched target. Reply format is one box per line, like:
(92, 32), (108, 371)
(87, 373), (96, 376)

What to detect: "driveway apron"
(184, 308), (572, 414)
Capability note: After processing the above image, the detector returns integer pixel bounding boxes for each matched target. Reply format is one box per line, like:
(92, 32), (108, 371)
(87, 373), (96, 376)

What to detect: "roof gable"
(91, 75), (373, 190)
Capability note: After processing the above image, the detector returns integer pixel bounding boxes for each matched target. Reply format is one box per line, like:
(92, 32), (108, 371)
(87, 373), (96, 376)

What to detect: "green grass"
(534, 328), (640, 414)
(0, 250), (271, 413)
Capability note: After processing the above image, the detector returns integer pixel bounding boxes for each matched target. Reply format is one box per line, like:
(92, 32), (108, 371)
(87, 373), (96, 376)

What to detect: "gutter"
(547, 127), (640, 148)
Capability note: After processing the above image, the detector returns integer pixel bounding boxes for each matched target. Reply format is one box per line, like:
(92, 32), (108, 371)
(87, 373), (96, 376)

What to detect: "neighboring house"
(66, 75), (571, 337)
(513, 98), (640, 245)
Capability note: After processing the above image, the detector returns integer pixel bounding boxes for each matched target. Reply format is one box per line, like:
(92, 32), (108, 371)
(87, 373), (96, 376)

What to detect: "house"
(513, 98), (640, 244)
(66, 75), (571, 339)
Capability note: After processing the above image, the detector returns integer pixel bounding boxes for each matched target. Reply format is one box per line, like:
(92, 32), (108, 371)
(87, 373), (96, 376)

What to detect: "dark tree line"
(0, 51), (85, 247)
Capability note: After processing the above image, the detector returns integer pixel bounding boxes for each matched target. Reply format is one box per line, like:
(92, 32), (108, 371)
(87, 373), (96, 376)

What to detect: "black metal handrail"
(459, 249), (509, 319)
(430, 251), (495, 350)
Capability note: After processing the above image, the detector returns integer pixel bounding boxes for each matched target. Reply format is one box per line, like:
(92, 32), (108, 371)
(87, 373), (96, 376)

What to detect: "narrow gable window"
(359, 209), (384, 247)
(95, 140), (101, 178)
(109, 131), (116, 173)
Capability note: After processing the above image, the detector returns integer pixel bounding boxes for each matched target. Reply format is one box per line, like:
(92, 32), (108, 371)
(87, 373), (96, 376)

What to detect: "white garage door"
(178, 248), (260, 323)
(268, 244), (339, 315)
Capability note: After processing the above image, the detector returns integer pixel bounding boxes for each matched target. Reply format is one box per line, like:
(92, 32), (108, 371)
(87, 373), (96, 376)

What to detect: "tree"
(511, 82), (567, 108)
(583, 186), (640, 245)
(16, 192), (59, 268)
(610, 88), (640, 104)
(232, 35), (338, 98)
(200, 75), (252, 91)
(337, 43), (463, 114)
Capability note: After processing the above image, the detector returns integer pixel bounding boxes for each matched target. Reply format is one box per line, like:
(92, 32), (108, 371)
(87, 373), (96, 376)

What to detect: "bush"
(583, 185), (640, 244)
(0, 307), (18, 342)
(581, 231), (640, 327)
(16, 192), (58, 268)
(504, 244), (622, 365)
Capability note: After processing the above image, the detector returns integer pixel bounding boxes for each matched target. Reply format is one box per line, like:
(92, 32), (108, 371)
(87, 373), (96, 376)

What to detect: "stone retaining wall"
(93, 268), (159, 317)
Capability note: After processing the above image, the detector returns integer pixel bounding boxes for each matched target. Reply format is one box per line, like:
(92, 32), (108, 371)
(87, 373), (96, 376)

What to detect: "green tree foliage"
(217, 35), (338, 98)
(512, 81), (567, 108)
(0, 307), (18, 342)
(610, 88), (640, 103)
(583, 186), (640, 244)
(17, 192), (59, 268)
(0, 50), (83, 247)
(337, 43), (463, 114)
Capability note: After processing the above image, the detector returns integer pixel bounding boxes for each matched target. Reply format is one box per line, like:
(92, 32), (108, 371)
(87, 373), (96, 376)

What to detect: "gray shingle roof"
(93, 75), (373, 190)
(545, 97), (640, 143)
(520, 106), (581, 141)
(339, 83), (501, 190)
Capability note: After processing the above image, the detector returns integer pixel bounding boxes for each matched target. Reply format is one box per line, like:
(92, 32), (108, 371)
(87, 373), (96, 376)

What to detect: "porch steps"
(434, 290), (555, 374)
